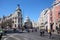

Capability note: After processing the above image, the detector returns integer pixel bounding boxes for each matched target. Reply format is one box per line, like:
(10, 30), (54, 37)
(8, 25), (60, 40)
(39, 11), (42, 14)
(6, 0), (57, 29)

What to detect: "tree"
(1, 19), (13, 29)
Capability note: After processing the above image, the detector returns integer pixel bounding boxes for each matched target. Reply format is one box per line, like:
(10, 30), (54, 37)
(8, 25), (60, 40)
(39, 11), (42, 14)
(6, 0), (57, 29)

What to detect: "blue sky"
(0, 0), (54, 22)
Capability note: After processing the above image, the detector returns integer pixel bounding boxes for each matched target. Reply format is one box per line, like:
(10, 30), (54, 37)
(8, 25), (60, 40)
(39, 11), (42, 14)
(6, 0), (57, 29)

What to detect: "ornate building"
(0, 4), (22, 29)
(24, 16), (32, 29)
(32, 20), (37, 28)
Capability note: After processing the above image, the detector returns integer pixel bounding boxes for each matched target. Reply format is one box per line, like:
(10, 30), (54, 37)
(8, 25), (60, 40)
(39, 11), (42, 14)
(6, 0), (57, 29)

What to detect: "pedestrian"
(13, 28), (16, 33)
(35, 28), (37, 32)
(48, 29), (52, 39)
(40, 31), (42, 36)
(46, 26), (48, 32)
(42, 30), (45, 36)
(0, 33), (3, 40)
(40, 29), (43, 36)
(32, 29), (34, 32)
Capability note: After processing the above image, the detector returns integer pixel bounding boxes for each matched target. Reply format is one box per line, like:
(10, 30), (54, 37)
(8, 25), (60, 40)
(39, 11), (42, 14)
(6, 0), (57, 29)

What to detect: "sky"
(0, 0), (55, 22)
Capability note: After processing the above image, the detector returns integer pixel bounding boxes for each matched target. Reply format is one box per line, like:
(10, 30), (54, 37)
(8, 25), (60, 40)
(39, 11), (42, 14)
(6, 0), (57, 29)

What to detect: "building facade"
(38, 0), (60, 31)
(52, 0), (60, 30)
(44, 8), (50, 30)
(37, 9), (46, 30)
(32, 20), (37, 28)
(24, 16), (32, 29)
(0, 4), (22, 29)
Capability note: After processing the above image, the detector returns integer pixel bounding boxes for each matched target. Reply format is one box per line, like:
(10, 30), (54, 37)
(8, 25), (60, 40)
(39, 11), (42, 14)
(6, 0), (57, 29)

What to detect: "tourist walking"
(48, 29), (52, 39)
(0, 33), (3, 40)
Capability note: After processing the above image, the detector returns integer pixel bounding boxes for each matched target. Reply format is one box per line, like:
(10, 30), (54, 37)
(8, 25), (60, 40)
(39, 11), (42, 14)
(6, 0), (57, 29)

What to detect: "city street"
(0, 0), (60, 40)
(1, 31), (60, 40)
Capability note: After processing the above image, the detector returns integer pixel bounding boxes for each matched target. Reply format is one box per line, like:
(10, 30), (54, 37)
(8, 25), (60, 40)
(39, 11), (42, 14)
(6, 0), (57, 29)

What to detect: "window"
(58, 12), (60, 18)
(44, 10), (48, 15)
(18, 12), (20, 16)
(15, 24), (16, 27)
(13, 17), (14, 19)
(41, 23), (43, 24)
(45, 21), (47, 24)
(58, 12), (60, 15)
(15, 21), (16, 23)
(56, 23), (57, 25)
(15, 17), (17, 19)
(59, 24), (60, 28)
(50, 13), (52, 16)
(50, 17), (52, 20)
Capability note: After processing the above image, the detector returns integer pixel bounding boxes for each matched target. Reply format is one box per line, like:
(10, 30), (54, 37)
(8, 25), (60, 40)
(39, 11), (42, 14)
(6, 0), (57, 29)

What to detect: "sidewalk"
(52, 31), (60, 35)
(40, 31), (60, 40)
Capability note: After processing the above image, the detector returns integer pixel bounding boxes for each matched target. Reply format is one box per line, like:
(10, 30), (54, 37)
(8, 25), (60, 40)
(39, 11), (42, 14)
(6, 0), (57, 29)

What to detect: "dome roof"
(24, 16), (31, 22)
(16, 4), (21, 11)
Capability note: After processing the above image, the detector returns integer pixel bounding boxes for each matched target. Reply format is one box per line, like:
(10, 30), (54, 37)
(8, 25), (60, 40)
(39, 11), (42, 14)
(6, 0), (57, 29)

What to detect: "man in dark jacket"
(0, 33), (3, 40)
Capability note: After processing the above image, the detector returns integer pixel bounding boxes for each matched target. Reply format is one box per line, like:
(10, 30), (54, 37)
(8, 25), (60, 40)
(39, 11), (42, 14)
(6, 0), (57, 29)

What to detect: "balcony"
(44, 21), (47, 25)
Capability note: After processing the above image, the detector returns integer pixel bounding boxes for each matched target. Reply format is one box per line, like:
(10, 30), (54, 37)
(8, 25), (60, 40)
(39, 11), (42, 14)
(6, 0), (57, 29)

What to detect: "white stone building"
(43, 8), (51, 30)
(24, 16), (32, 29)
(37, 9), (46, 30)
(32, 20), (37, 28)
(0, 4), (22, 29)
(37, 8), (53, 30)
